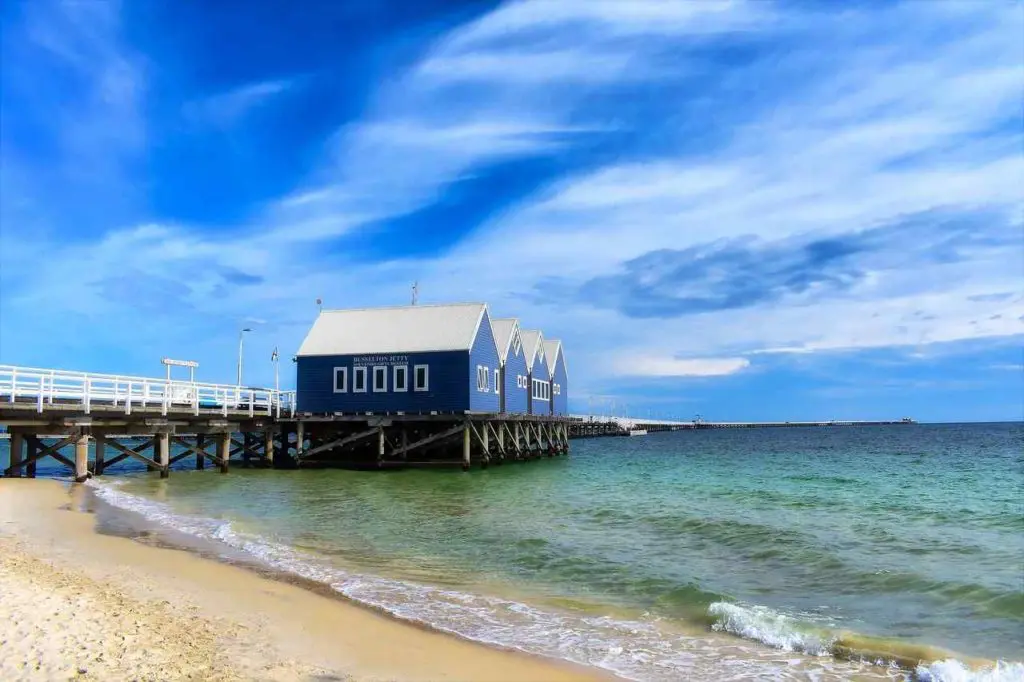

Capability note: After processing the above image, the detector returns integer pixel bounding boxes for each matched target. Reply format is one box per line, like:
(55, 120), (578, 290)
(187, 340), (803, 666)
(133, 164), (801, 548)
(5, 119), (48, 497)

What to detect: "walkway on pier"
(1, 364), (295, 480)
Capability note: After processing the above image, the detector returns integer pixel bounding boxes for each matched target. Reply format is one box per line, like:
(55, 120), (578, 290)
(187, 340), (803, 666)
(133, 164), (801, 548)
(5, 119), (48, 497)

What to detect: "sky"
(0, 0), (1021, 423)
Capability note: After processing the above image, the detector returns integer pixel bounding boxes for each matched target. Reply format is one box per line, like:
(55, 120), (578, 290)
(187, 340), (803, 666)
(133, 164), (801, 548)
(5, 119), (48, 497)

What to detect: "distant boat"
(628, 428), (648, 437)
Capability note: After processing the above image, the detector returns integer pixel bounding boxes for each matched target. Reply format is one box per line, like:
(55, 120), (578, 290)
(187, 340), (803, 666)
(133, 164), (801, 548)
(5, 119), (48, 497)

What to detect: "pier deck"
(0, 365), (568, 477)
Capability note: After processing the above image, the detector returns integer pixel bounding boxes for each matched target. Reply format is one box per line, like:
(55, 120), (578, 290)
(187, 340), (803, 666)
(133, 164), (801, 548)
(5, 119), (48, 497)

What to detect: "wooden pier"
(0, 365), (569, 477)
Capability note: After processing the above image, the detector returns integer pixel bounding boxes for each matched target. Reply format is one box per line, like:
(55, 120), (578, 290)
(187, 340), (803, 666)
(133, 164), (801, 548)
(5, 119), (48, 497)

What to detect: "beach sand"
(0, 479), (607, 682)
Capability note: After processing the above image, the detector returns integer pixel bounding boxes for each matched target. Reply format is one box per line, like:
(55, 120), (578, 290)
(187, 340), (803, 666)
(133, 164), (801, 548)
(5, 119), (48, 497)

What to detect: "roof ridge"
(321, 302), (485, 313)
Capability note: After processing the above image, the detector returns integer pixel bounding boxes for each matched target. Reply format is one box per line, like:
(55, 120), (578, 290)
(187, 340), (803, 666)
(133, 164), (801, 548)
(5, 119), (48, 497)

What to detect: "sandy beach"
(0, 479), (606, 682)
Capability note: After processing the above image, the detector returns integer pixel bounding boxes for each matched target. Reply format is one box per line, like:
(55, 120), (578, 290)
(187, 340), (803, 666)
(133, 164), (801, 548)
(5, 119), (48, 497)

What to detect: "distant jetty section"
(567, 416), (915, 439)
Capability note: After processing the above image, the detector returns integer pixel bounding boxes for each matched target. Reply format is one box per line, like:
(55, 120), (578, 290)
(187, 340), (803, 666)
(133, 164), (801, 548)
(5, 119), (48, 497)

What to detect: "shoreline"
(0, 478), (609, 682)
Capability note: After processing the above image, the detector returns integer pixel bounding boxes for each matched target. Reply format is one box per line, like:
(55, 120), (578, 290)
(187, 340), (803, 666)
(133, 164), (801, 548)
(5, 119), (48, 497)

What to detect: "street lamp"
(237, 327), (252, 386)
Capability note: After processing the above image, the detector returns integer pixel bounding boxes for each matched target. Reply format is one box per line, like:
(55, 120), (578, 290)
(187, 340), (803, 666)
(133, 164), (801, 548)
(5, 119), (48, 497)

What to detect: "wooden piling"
(218, 432), (230, 473)
(74, 433), (89, 482)
(157, 432), (170, 478)
(9, 432), (23, 477)
(26, 437), (37, 478)
(94, 435), (106, 476)
(377, 426), (385, 467)
(264, 429), (274, 464)
(462, 424), (471, 471)
(295, 421), (305, 458)
(195, 434), (206, 470)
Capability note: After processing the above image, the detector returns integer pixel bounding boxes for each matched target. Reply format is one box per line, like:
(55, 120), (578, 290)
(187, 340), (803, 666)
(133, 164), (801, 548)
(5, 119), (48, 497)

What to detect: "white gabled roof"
(297, 303), (489, 356)
(519, 329), (545, 371)
(543, 339), (562, 374)
(490, 317), (519, 364)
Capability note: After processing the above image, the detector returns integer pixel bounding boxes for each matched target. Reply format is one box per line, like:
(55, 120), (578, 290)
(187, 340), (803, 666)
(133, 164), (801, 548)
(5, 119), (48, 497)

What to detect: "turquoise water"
(4, 423), (1022, 680)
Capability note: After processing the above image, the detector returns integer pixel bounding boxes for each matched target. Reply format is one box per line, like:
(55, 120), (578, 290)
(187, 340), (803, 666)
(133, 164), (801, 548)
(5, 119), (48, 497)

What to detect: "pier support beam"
(157, 432), (170, 478)
(74, 433), (89, 482)
(94, 435), (106, 476)
(8, 432), (23, 477)
(27, 437), (37, 478)
(295, 421), (305, 458)
(218, 432), (231, 473)
(264, 429), (274, 465)
(462, 424), (471, 471)
(195, 434), (206, 470)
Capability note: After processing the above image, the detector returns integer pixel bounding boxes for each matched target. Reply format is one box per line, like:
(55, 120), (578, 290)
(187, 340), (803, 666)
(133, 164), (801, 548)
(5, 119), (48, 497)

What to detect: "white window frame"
(333, 367), (348, 393)
(476, 365), (489, 392)
(512, 331), (522, 356)
(494, 369), (500, 395)
(393, 365), (408, 392)
(353, 366), (368, 393)
(414, 364), (429, 392)
(372, 365), (387, 393)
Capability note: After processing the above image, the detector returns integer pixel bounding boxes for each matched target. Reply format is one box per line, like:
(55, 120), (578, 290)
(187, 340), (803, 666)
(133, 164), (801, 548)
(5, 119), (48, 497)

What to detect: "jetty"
(0, 364), (569, 478)
(567, 415), (914, 438)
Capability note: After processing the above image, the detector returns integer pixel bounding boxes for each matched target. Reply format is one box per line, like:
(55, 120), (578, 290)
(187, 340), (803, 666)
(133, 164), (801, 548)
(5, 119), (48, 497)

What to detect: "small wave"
(707, 602), (1024, 682)
(709, 602), (833, 656)
(916, 659), (1024, 682)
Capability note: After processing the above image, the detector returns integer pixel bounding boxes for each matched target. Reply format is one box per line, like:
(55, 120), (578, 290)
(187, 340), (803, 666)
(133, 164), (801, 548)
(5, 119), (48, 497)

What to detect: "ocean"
(3, 423), (1022, 681)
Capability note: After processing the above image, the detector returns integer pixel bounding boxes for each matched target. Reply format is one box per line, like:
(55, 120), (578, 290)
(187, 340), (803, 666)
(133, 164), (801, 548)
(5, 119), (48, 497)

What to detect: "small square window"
(333, 367), (348, 393)
(373, 366), (387, 392)
(353, 367), (367, 393)
(394, 365), (408, 392)
(414, 365), (429, 391)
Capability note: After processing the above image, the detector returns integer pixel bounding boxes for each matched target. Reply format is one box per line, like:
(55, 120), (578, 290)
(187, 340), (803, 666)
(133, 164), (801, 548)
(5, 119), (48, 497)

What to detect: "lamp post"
(237, 327), (252, 386)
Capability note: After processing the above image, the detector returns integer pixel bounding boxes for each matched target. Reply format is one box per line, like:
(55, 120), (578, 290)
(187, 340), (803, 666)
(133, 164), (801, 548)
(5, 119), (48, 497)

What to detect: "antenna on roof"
(411, 281), (419, 306)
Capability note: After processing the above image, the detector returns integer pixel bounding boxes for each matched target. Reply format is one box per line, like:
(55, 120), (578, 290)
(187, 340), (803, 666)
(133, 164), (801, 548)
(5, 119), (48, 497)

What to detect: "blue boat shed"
(519, 329), (551, 415)
(490, 317), (529, 414)
(543, 339), (568, 416)
(295, 303), (501, 414)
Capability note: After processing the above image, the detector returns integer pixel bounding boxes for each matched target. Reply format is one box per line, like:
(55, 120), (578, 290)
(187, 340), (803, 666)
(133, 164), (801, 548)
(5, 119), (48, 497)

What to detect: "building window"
(394, 365), (408, 392)
(333, 367), (348, 393)
(533, 379), (550, 401)
(512, 331), (522, 356)
(494, 369), (500, 395)
(414, 365), (429, 392)
(353, 367), (367, 393)
(373, 366), (387, 392)
(477, 365), (489, 392)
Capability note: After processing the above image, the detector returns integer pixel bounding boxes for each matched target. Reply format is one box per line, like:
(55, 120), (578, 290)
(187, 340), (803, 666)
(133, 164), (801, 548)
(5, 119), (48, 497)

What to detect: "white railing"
(0, 365), (296, 418)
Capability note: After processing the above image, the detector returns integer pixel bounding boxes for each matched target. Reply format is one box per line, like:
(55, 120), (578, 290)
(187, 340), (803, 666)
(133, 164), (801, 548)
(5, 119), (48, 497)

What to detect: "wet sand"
(0, 479), (608, 682)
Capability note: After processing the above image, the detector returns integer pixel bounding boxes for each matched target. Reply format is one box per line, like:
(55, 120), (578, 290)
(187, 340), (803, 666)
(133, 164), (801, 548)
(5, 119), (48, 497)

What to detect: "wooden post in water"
(157, 432), (170, 478)
(26, 437), (37, 478)
(218, 432), (230, 473)
(295, 421), (305, 458)
(462, 423), (471, 471)
(9, 432), (23, 477)
(481, 422), (490, 468)
(195, 434), (206, 470)
(377, 426), (385, 467)
(74, 433), (89, 482)
(264, 429), (274, 465)
(94, 435), (106, 476)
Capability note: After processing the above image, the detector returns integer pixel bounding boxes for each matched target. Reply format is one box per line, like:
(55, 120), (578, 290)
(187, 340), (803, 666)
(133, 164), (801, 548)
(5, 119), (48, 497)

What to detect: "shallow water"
(4, 423), (1022, 680)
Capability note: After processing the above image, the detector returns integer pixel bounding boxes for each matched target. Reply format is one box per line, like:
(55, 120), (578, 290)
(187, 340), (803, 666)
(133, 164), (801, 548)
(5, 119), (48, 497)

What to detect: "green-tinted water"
(20, 423), (1024, 680)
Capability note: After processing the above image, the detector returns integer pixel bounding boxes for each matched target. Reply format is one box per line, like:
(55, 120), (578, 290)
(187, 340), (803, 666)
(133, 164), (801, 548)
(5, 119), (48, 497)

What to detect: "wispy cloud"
(618, 356), (751, 378)
(183, 78), (295, 127)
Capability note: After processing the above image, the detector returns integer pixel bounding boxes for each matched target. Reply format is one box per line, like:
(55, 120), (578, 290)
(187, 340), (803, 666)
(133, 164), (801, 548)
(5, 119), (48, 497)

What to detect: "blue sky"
(1, 0), (1021, 422)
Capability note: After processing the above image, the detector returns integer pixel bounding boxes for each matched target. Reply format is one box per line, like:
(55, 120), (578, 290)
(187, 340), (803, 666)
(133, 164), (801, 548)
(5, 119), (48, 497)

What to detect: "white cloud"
(619, 356), (751, 377)
(184, 78), (294, 127)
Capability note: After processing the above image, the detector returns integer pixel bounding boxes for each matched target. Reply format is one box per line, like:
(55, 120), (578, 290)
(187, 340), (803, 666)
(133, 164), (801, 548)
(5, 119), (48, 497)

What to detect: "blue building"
(519, 329), (551, 415)
(543, 339), (568, 416)
(295, 303), (501, 414)
(490, 317), (529, 414)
